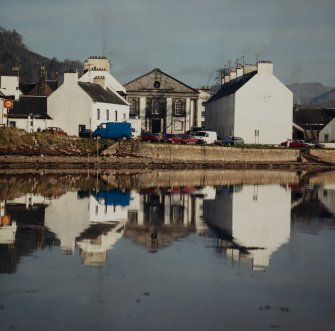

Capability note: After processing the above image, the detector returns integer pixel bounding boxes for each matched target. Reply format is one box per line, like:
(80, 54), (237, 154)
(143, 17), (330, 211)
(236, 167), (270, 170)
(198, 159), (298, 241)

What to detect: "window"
(324, 134), (329, 143)
(115, 110), (118, 122)
(152, 99), (159, 115)
(175, 100), (183, 115)
(9, 121), (16, 128)
(123, 113), (126, 120)
(97, 109), (100, 120)
(106, 109), (109, 121)
(129, 99), (137, 116)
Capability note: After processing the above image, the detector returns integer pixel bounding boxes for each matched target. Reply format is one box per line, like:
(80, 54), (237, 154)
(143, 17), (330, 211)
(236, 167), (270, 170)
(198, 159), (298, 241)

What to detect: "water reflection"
(204, 185), (291, 271)
(0, 171), (335, 273)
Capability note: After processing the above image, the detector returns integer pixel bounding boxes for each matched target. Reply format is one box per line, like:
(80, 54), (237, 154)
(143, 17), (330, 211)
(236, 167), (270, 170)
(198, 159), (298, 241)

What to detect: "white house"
(319, 116), (335, 143)
(0, 71), (21, 126)
(205, 61), (293, 144)
(47, 70), (129, 136)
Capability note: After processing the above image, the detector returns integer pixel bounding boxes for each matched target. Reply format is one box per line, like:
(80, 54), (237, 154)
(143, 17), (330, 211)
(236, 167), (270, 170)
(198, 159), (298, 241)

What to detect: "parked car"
(216, 136), (244, 146)
(179, 134), (199, 144)
(280, 140), (308, 148)
(79, 128), (92, 138)
(141, 132), (162, 142)
(186, 126), (203, 136)
(161, 134), (182, 144)
(42, 127), (67, 135)
(193, 131), (217, 144)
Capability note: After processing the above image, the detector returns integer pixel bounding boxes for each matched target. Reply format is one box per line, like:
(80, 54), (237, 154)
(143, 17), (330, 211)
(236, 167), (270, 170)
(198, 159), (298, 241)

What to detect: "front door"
(151, 119), (161, 133)
(79, 125), (86, 134)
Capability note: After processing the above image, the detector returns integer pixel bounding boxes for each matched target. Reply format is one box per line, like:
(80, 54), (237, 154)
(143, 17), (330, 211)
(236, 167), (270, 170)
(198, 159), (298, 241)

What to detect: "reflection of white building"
(44, 190), (133, 265)
(45, 192), (90, 253)
(203, 185), (291, 270)
(0, 200), (16, 244)
(318, 186), (335, 216)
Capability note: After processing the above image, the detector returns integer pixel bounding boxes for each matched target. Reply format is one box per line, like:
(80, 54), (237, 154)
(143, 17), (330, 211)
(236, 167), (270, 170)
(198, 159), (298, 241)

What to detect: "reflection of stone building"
(124, 68), (210, 134)
(124, 189), (203, 251)
(203, 185), (291, 270)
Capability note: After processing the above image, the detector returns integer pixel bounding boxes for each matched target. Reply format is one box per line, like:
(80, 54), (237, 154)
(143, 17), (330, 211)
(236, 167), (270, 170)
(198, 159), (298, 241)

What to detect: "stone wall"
(103, 141), (301, 162)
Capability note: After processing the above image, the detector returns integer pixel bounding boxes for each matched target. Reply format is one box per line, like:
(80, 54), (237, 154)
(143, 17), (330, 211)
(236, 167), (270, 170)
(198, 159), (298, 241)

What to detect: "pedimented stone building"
(124, 68), (210, 134)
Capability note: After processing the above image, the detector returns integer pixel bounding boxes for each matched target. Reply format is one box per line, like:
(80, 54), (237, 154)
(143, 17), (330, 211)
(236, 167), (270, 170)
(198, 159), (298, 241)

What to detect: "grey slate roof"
(9, 96), (52, 119)
(293, 108), (335, 130)
(78, 82), (128, 105)
(206, 71), (257, 103)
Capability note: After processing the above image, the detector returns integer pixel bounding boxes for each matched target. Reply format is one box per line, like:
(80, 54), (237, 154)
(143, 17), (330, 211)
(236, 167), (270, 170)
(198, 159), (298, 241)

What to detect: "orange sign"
(3, 99), (13, 108)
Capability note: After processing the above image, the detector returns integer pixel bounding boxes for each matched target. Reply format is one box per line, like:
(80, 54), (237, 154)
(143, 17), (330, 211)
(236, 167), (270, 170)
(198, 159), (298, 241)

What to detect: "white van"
(194, 131), (217, 144)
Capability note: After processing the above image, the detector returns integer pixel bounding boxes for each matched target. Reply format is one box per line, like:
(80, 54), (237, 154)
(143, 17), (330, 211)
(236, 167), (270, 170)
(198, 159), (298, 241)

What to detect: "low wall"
(311, 149), (335, 163)
(104, 142), (301, 163)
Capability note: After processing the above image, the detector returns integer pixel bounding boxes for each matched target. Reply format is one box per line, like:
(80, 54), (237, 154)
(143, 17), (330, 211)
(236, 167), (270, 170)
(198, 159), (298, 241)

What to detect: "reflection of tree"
(0, 174), (98, 200)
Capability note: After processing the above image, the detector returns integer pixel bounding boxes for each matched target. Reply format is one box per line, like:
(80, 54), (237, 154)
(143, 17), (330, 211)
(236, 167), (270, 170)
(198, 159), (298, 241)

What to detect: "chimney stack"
(94, 76), (106, 90)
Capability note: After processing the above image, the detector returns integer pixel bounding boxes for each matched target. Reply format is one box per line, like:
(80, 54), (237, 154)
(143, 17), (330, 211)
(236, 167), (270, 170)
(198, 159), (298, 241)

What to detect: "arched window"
(175, 100), (182, 115)
(129, 99), (137, 116)
(152, 99), (160, 115)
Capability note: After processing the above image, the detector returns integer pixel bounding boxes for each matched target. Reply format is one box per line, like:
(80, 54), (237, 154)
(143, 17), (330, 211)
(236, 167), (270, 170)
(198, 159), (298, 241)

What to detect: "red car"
(42, 127), (67, 135)
(141, 132), (162, 142)
(161, 134), (182, 144)
(180, 134), (199, 144)
(280, 140), (308, 148)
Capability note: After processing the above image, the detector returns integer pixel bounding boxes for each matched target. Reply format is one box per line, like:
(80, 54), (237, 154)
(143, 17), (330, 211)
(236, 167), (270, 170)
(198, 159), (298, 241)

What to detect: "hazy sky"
(1, 0), (334, 87)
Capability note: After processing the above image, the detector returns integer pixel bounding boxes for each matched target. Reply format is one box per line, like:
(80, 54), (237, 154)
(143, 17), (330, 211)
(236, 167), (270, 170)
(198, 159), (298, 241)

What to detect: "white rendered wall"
(205, 94), (235, 137)
(235, 74), (293, 144)
(7, 118), (51, 132)
(48, 73), (92, 136)
(91, 102), (129, 131)
(0, 76), (21, 100)
(319, 118), (335, 142)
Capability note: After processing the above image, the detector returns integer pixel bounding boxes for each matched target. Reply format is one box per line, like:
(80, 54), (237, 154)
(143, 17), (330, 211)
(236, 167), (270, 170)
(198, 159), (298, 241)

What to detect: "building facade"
(124, 68), (209, 134)
(205, 61), (293, 145)
(48, 71), (129, 136)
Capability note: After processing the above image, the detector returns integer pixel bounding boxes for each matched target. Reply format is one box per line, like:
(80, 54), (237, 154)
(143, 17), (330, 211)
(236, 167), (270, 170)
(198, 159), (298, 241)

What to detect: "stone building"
(124, 68), (210, 134)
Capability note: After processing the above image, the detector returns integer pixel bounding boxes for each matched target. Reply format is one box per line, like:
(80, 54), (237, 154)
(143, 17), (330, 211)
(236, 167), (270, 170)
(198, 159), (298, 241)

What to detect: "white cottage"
(205, 61), (293, 145)
(47, 71), (129, 136)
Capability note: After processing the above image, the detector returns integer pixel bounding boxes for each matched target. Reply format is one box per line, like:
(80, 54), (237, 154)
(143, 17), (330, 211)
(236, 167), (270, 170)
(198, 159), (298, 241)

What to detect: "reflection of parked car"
(161, 134), (182, 144)
(79, 129), (92, 138)
(280, 140), (308, 148)
(304, 140), (325, 148)
(216, 136), (244, 146)
(141, 132), (162, 142)
(42, 127), (67, 135)
(180, 134), (199, 144)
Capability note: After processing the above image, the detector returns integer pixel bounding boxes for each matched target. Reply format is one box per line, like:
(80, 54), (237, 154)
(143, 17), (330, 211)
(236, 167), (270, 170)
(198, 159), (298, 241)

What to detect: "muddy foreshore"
(0, 154), (334, 171)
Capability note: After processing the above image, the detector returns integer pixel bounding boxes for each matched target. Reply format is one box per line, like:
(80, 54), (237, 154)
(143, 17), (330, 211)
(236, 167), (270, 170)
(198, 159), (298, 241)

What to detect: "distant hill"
(310, 88), (335, 108)
(287, 82), (335, 108)
(0, 27), (82, 83)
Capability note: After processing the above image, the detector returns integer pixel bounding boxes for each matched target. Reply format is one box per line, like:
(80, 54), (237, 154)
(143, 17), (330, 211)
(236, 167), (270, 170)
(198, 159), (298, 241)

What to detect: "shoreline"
(0, 155), (334, 171)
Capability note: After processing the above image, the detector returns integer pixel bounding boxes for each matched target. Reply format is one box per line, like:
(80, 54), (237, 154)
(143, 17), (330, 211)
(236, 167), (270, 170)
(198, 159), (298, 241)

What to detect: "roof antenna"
(254, 53), (259, 63)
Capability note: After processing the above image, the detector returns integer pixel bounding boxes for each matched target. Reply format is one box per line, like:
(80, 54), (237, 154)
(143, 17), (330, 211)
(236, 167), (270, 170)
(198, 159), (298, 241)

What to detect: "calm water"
(0, 170), (335, 331)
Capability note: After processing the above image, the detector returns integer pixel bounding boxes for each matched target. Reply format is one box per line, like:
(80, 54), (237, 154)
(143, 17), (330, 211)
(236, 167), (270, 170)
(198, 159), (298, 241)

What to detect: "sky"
(1, 0), (335, 88)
